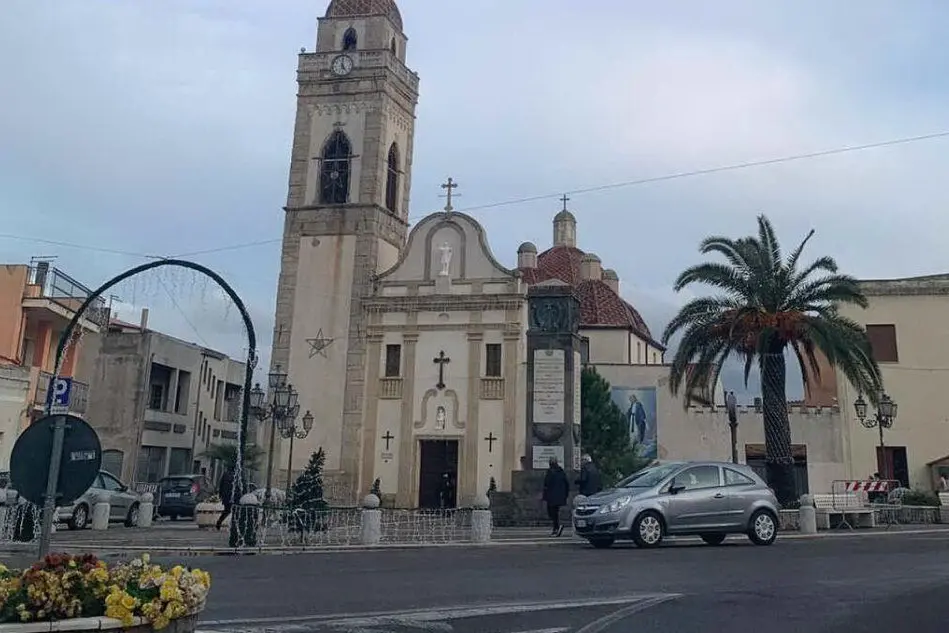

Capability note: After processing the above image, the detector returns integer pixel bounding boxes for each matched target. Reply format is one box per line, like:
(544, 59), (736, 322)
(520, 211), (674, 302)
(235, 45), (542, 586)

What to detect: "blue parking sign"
(51, 377), (73, 411)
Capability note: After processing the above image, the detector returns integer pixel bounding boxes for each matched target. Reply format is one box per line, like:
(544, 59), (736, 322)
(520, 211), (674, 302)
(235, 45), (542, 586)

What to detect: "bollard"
(91, 494), (110, 531)
(360, 494), (382, 546)
(233, 493), (261, 548)
(471, 493), (492, 543)
(138, 493), (154, 528)
(798, 494), (817, 534)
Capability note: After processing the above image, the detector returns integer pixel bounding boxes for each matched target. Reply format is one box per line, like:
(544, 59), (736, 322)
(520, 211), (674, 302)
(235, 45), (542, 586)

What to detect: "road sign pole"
(37, 416), (66, 558)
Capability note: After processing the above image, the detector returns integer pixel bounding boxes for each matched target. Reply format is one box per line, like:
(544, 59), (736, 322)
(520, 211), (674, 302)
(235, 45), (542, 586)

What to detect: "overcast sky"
(2, 1), (948, 399)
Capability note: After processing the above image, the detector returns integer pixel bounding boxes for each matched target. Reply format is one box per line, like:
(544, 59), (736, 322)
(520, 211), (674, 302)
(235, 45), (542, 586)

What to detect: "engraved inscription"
(533, 349), (565, 423)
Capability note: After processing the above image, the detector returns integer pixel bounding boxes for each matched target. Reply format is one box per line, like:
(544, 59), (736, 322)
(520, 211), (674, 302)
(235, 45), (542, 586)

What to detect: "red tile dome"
(325, 0), (403, 30)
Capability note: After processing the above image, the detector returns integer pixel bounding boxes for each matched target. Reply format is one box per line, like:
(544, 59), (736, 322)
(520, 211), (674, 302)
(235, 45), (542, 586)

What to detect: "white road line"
(199, 593), (681, 629)
(575, 594), (680, 633)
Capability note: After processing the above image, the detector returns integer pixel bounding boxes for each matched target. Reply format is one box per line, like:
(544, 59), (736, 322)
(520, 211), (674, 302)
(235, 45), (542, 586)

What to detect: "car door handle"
(713, 493), (725, 499)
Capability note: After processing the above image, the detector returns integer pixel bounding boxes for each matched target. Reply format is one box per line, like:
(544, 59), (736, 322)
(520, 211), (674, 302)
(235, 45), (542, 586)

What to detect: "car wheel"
(700, 533), (727, 546)
(68, 504), (89, 530)
(631, 511), (665, 548)
(747, 509), (778, 546)
(588, 537), (615, 549)
(125, 503), (140, 528)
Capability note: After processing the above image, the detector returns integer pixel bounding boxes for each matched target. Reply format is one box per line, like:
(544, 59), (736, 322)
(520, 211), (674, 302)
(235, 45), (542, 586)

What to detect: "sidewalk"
(3, 522), (947, 559)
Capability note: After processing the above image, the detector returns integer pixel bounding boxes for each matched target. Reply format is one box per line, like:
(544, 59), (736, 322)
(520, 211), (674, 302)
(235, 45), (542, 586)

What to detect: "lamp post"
(280, 410), (314, 497)
(854, 393), (898, 480)
(249, 365), (300, 506)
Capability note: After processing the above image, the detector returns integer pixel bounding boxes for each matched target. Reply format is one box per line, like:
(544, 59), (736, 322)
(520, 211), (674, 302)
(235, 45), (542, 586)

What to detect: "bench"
(812, 493), (876, 529)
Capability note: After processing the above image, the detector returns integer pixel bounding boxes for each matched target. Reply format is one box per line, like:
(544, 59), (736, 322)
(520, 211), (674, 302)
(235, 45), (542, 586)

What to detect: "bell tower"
(269, 0), (419, 499)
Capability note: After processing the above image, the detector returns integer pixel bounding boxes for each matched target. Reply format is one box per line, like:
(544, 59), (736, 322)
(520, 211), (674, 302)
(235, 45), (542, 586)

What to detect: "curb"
(7, 525), (947, 557)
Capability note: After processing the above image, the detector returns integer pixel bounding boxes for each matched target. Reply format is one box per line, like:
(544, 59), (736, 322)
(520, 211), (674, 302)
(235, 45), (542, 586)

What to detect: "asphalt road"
(176, 530), (949, 633)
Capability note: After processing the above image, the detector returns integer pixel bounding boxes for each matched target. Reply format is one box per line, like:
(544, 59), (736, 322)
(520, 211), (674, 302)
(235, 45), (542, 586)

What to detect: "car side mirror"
(668, 482), (685, 495)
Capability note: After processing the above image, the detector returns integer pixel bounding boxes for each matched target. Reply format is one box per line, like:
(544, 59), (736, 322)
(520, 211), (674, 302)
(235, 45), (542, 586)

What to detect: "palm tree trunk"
(760, 352), (796, 506)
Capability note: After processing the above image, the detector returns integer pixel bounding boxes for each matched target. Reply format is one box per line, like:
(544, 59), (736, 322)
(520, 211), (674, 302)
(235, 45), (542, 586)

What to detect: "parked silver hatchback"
(58, 470), (142, 530)
(573, 461), (780, 549)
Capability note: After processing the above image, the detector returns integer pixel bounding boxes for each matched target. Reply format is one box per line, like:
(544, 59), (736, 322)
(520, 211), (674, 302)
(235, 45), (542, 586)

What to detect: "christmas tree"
(289, 448), (328, 513)
(580, 367), (650, 486)
(369, 478), (382, 497)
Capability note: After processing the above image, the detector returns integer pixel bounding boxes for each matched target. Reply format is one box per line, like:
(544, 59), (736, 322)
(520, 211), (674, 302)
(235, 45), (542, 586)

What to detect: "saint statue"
(435, 406), (447, 430)
(437, 241), (453, 277)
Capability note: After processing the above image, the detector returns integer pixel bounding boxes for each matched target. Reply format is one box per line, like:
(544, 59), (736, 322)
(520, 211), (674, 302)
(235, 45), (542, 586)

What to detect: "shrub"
(900, 489), (940, 507)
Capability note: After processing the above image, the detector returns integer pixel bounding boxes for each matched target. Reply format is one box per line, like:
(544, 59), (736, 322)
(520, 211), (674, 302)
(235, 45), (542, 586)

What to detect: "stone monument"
(491, 280), (584, 526)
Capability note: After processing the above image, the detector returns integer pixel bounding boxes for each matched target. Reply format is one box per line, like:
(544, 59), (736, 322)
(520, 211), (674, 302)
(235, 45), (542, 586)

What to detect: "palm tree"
(662, 215), (883, 505)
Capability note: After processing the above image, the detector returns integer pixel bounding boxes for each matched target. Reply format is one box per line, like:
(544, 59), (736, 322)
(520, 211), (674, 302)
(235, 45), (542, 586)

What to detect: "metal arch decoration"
(41, 258), (257, 551)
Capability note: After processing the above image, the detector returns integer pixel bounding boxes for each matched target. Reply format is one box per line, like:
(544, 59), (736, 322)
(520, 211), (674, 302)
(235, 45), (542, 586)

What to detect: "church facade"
(268, 0), (847, 507)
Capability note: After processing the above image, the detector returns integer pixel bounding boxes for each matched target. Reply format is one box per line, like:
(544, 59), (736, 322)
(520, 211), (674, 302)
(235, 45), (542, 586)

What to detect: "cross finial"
(560, 193), (570, 212)
(441, 177), (459, 213)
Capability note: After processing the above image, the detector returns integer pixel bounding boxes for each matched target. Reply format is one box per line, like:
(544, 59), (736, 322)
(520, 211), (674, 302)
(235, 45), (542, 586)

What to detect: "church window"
(485, 344), (502, 378)
(390, 38), (397, 55)
(385, 142), (400, 213)
(343, 28), (358, 51)
(319, 130), (352, 205)
(385, 344), (402, 378)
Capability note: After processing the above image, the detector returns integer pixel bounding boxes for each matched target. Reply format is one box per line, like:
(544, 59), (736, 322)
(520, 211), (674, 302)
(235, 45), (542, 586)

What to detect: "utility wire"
(3, 129), (948, 259)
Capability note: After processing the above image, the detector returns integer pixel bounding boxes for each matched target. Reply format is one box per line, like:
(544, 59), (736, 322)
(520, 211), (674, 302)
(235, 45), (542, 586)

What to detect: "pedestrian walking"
(542, 457), (569, 537)
(576, 454), (602, 497)
(216, 466), (240, 530)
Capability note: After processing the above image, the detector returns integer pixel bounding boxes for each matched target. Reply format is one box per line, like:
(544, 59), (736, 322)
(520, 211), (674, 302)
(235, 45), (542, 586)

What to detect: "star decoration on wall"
(307, 329), (335, 359)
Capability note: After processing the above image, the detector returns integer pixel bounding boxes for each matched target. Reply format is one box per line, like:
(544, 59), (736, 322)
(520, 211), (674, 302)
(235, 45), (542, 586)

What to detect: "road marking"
(575, 594), (679, 633)
(198, 593), (681, 629)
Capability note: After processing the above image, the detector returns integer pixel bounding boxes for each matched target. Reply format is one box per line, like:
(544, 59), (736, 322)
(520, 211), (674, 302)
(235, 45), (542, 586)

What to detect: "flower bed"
(0, 554), (209, 631)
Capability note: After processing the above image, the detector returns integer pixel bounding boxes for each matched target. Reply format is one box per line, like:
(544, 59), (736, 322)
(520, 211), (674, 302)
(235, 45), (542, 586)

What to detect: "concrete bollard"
(798, 494), (817, 534)
(91, 495), (110, 531)
(360, 494), (382, 546)
(138, 493), (154, 528)
(471, 493), (492, 543)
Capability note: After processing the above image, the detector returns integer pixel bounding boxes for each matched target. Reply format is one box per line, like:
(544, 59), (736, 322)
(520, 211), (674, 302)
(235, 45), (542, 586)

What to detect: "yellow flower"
(153, 615), (171, 630)
(120, 593), (137, 610)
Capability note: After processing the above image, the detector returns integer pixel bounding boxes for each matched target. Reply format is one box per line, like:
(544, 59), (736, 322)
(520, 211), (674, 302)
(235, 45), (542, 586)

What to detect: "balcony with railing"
(23, 263), (107, 328)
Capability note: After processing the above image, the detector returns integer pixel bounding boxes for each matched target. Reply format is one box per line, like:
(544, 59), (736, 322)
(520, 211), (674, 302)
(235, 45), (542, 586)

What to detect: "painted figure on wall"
(610, 387), (658, 460)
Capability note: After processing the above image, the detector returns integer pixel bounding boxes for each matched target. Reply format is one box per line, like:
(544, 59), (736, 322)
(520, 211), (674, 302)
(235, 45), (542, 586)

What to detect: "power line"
(154, 276), (210, 346)
(3, 129), (949, 258)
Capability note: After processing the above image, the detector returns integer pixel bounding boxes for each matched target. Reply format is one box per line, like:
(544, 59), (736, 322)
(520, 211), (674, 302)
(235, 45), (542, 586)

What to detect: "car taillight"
(191, 483), (199, 495)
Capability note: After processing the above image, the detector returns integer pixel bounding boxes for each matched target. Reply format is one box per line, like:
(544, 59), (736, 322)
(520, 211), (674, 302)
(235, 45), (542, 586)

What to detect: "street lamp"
(249, 365), (301, 506)
(280, 409), (314, 497)
(854, 393), (898, 480)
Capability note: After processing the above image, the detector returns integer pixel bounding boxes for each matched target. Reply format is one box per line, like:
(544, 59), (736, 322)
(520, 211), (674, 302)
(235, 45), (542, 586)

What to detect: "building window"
(149, 384), (164, 410)
(343, 28), (358, 51)
(136, 446), (166, 483)
(390, 38), (397, 55)
(385, 143), (400, 213)
(101, 449), (124, 478)
(485, 344), (502, 377)
(320, 130), (352, 205)
(865, 324), (899, 363)
(385, 344), (402, 378)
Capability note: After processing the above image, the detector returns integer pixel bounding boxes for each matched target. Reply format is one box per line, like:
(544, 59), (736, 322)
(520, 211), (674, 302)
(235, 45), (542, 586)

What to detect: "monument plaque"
(532, 349), (565, 423)
(532, 445), (565, 469)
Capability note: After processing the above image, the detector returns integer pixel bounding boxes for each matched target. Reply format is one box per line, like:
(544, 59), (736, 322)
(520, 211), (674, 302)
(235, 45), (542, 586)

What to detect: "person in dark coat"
(576, 454), (602, 497)
(215, 466), (241, 530)
(542, 457), (570, 536)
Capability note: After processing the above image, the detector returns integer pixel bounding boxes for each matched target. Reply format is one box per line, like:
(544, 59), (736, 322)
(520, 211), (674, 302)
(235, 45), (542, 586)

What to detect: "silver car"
(58, 470), (143, 530)
(573, 461), (780, 549)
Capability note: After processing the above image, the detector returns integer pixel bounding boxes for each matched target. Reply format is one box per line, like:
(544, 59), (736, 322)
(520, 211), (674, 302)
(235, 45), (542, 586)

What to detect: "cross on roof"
(441, 177), (459, 213)
(560, 194), (570, 211)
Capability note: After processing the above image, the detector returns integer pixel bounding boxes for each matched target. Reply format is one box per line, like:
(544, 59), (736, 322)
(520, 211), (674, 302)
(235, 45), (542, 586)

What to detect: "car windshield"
(617, 463), (683, 488)
(160, 478), (195, 491)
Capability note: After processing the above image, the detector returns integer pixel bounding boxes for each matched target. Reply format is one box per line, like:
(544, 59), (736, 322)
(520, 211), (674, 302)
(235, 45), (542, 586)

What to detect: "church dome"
(574, 279), (654, 339)
(517, 242), (537, 253)
(325, 0), (403, 30)
(554, 209), (576, 223)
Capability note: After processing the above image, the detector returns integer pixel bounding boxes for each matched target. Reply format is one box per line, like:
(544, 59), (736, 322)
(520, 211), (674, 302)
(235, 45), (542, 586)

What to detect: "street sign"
(49, 377), (73, 414)
(9, 414), (101, 507)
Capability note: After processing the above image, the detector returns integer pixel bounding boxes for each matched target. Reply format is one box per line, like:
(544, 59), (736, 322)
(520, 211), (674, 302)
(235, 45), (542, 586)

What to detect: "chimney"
(34, 261), (50, 289)
(553, 210), (577, 248)
(579, 253), (602, 281)
(602, 268), (619, 293)
(140, 308), (149, 331)
(517, 242), (537, 269)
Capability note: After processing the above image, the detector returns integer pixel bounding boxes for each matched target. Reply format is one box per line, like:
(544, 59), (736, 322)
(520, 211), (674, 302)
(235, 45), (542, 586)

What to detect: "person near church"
(438, 472), (455, 509)
(543, 457), (570, 537)
(939, 473), (949, 492)
(215, 466), (242, 530)
(576, 454), (602, 497)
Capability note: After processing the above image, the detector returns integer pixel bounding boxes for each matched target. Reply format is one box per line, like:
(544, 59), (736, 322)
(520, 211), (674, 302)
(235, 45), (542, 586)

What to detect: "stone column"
(395, 333), (419, 508)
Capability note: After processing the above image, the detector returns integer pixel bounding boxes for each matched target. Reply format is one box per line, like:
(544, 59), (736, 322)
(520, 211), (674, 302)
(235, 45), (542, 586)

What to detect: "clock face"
(331, 54), (354, 76)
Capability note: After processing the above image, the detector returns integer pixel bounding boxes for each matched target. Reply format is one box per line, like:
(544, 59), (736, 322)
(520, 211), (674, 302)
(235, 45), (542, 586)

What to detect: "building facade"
(80, 311), (246, 485)
(0, 261), (104, 468)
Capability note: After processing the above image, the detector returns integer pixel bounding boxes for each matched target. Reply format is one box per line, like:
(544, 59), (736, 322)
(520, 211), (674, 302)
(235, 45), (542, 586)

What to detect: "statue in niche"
(435, 406), (447, 430)
(437, 241), (453, 277)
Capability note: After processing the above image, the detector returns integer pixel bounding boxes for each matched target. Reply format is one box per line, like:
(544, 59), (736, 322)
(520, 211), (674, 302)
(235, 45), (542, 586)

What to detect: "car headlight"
(598, 495), (633, 514)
